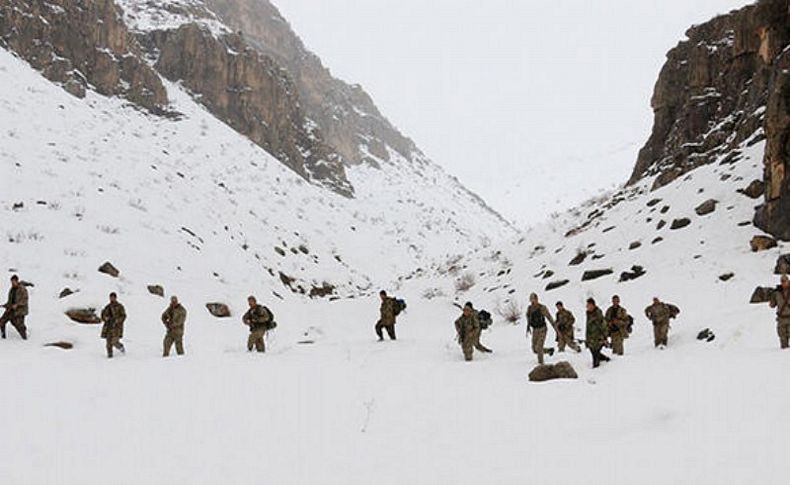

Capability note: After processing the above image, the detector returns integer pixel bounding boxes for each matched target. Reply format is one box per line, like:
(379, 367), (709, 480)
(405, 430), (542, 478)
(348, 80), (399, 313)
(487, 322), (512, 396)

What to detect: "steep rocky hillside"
(629, 0), (790, 239)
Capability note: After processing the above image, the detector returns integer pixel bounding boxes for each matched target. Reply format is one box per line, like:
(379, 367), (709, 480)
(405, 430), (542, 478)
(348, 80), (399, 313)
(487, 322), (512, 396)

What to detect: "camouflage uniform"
(375, 297), (397, 341)
(101, 301), (126, 358)
(644, 302), (676, 347)
(455, 313), (481, 361)
(526, 303), (555, 364)
(555, 308), (580, 352)
(770, 289), (790, 349)
(585, 307), (610, 368)
(243, 304), (272, 352)
(605, 305), (630, 355)
(0, 284), (28, 339)
(161, 303), (187, 357)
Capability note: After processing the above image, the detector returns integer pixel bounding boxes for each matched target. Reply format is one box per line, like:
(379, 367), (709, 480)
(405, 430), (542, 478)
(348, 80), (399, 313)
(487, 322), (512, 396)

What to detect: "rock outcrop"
(204, 0), (421, 168)
(629, 0), (790, 240)
(151, 24), (352, 196)
(0, 0), (167, 111)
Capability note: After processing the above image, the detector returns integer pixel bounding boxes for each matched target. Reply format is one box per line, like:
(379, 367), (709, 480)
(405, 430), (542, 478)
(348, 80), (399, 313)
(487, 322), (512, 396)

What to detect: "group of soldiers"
(95, 293), (276, 358)
(3, 274), (790, 366)
(454, 292), (684, 368)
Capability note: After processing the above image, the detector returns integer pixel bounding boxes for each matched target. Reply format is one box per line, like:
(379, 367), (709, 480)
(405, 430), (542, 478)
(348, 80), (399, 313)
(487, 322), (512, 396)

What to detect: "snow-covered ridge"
(116, 0), (230, 38)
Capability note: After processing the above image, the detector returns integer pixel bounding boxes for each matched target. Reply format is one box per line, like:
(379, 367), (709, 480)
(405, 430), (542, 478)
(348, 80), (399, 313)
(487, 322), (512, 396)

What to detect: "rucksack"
(263, 306), (277, 330)
(626, 315), (634, 334)
(478, 310), (493, 330)
(393, 298), (407, 316)
(528, 307), (546, 329)
(668, 304), (680, 319)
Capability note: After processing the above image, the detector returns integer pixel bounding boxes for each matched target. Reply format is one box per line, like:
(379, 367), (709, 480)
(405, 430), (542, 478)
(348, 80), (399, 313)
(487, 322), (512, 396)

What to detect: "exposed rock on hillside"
(629, 0), (790, 240)
(152, 24), (353, 196)
(0, 0), (167, 111)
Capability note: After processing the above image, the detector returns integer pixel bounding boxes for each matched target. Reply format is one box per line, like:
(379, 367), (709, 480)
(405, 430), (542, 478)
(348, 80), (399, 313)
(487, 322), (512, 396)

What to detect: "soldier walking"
(243, 296), (272, 353)
(585, 298), (610, 368)
(161, 296), (187, 357)
(605, 295), (630, 356)
(375, 290), (398, 341)
(526, 293), (556, 364)
(770, 275), (790, 349)
(0, 275), (28, 340)
(100, 292), (126, 358)
(454, 302), (492, 361)
(644, 297), (680, 348)
(555, 301), (580, 352)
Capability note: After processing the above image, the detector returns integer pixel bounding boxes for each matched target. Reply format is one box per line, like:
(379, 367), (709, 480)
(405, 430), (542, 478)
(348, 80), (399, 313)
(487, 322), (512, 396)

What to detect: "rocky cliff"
(204, 0), (421, 168)
(630, 0), (790, 239)
(0, 0), (167, 112)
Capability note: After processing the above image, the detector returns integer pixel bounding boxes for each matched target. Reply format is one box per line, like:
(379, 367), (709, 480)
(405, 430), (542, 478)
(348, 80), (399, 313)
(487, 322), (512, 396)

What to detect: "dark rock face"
(206, 302), (231, 318)
(65, 308), (101, 324)
(98, 261), (120, 278)
(204, 0), (420, 168)
(695, 199), (718, 216)
(630, 1), (789, 192)
(545, 279), (570, 291)
(569, 252), (588, 266)
(670, 218), (692, 230)
(750, 286), (777, 304)
(620, 266), (647, 282)
(528, 361), (578, 382)
(775, 254), (790, 274)
(751, 235), (778, 252)
(59, 288), (76, 299)
(738, 179), (766, 198)
(152, 24), (353, 197)
(0, 0), (167, 111)
(582, 269), (614, 282)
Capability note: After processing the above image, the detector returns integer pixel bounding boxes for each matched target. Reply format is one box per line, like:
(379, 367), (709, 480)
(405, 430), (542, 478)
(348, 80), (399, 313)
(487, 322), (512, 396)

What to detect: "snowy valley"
(1, 0), (790, 484)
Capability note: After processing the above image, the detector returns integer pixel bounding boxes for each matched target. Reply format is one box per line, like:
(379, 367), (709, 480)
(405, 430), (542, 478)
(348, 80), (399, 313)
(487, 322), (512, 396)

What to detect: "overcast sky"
(275, 0), (748, 226)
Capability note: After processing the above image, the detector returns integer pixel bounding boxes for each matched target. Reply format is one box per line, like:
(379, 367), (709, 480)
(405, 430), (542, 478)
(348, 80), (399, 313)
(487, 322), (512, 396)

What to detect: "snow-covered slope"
(0, 47), (510, 304)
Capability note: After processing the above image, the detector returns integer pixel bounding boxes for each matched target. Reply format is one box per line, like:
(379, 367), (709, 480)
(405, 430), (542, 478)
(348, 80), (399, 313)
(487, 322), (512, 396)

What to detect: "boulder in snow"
(737, 179), (765, 199)
(750, 235), (777, 253)
(569, 251), (588, 266)
(620, 266), (647, 282)
(670, 218), (691, 230)
(98, 261), (120, 278)
(206, 303), (231, 318)
(528, 361), (578, 382)
(59, 288), (76, 299)
(694, 199), (718, 216)
(545, 279), (570, 291)
(750, 287), (776, 304)
(65, 308), (101, 324)
(147, 285), (165, 297)
(582, 269), (613, 282)
(45, 341), (74, 350)
(774, 254), (790, 275)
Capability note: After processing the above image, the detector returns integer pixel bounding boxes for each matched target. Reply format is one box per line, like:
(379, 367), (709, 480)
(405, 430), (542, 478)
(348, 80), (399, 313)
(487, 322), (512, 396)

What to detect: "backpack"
(668, 304), (680, 319)
(478, 310), (493, 330)
(528, 307), (546, 329)
(393, 298), (407, 316)
(626, 315), (634, 334)
(263, 306), (277, 330)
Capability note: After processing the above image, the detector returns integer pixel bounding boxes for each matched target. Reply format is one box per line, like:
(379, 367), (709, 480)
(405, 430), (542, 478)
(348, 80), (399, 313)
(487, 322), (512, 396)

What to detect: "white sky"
(274, 0), (749, 226)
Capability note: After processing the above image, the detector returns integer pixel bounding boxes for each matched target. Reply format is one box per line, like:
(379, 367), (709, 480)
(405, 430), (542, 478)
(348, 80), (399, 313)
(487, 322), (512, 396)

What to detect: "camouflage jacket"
(162, 304), (187, 331)
(771, 290), (790, 319)
(556, 309), (575, 332)
(644, 302), (677, 324)
(243, 305), (271, 331)
(526, 303), (555, 329)
(380, 297), (396, 326)
(605, 305), (629, 335)
(101, 302), (126, 339)
(5, 285), (29, 317)
(455, 313), (480, 340)
(585, 308), (607, 349)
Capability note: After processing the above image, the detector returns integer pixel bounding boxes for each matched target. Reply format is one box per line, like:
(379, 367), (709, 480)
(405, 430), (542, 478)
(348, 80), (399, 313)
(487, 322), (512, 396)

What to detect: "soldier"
(455, 302), (482, 361)
(585, 298), (611, 368)
(644, 297), (680, 349)
(100, 292), (126, 358)
(526, 293), (556, 364)
(161, 295), (187, 357)
(375, 290), (397, 341)
(0, 275), (28, 340)
(555, 301), (580, 353)
(769, 275), (790, 349)
(242, 296), (272, 353)
(605, 295), (630, 356)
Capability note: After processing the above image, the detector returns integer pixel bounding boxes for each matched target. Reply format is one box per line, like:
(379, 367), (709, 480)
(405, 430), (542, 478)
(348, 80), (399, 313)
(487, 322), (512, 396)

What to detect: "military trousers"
(557, 330), (580, 352)
(248, 328), (266, 352)
(105, 336), (124, 358)
(0, 311), (27, 339)
(163, 328), (185, 357)
(375, 321), (396, 341)
(611, 333), (625, 355)
(778, 318), (790, 349)
(653, 321), (670, 347)
(531, 326), (548, 364)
